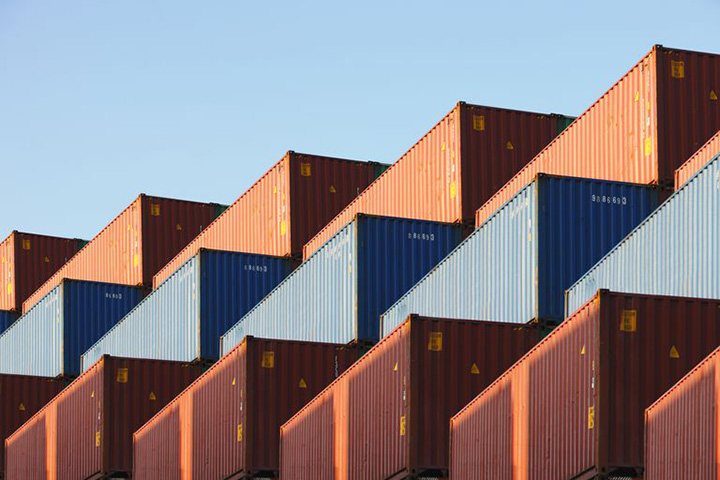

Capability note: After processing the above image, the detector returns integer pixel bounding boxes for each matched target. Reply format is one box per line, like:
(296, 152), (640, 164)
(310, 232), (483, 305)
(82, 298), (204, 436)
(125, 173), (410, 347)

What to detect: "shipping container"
(279, 315), (542, 479)
(566, 152), (720, 317)
(675, 129), (720, 189)
(133, 336), (360, 480)
(0, 310), (17, 336)
(153, 153), (384, 287)
(0, 279), (145, 378)
(0, 231), (86, 312)
(23, 195), (221, 313)
(449, 290), (720, 479)
(82, 249), (296, 370)
(0, 374), (65, 478)
(476, 45), (720, 226)
(4, 356), (202, 480)
(303, 103), (574, 259)
(381, 175), (659, 335)
(645, 345), (720, 480)
(220, 215), (469, 351)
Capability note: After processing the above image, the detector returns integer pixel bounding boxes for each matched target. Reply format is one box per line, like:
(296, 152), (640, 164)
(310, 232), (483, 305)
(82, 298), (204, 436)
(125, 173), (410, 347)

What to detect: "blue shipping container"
(220, 214), (468, 353)
(566, 154), (720, 316)
(381, 174), (660, 337)
(0, 310), (17, 335)
(0, 279), (144, 378)
(81, 249), (296, 370)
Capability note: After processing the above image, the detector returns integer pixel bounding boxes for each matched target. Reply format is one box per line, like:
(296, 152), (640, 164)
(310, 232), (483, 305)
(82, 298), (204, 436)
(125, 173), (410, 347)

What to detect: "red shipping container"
(154, 152), (381, 287)
(0, 374), (66, 478)
(303, 103), (570, 259)
(133, 336), (361, 480)
(0, 231), (86, 312)
(476, 45), (720, 227)
(449, 290), (720, 479)
(4, 356), (202, 480)
(23, 195), (221, 313)
(279, 315), (542, 479)
(675, 129), (720, 189)
(644, 346), (720, 480)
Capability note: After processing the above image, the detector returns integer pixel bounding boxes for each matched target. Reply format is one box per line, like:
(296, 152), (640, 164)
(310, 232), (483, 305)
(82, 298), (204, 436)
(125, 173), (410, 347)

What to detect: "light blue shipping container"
(220, 214), (468, 354)
(381, 174), (660, 337)
(566, 154), (720, 316)
(81, 249), (295, 371)
(0, 279), (144, 378)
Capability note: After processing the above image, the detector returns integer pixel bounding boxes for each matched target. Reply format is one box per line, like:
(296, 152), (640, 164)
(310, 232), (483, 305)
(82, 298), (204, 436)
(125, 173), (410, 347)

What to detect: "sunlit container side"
(133, 337), (360, 480)
(566, 152), (720, 317)
(0, 310), (17, 335)
(279, 315), (541, 479)
(381, 175), (659, 335)
(449, 290), (720, 479)
(675, 129), (720, 189)
(23, 195), (221, 313)
(0, 374), (65, 478)
(153, 153), (383, 288)
(0, 231), (86, 312)
(221, 215), (469, 352)
(645, 346), (720, 480)
(4, 356), (202, 480)
(82, 249), (296, 370)
(476, 45), (720, 226)
(0, 280), (145, 378)
(303, 103), (573, 259)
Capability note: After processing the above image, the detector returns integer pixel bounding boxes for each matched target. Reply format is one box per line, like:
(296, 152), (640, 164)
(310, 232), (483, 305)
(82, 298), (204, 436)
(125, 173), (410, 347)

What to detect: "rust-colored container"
(23, 195), (220, 313)
(0, 374), (66, 478)
(0, 231), (85, 312)
(279, 315), (542, 479)
(133, 337), (360, 480)
(675, 129), (720, 189)
(303, 103), (570, 259)
(4, 356), (202, 480)
(154, 152), (380, 287)
(476, 45), (720, 226)
(449, 290), (720, 479)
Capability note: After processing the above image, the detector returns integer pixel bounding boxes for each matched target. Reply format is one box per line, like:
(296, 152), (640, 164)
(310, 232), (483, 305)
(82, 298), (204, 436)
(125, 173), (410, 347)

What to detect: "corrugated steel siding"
(82, 250), (295, 370)
(23, 195), (218, 313)
(0, 310), (17, 335)
(221, 215), (468, 352)
(675, 130), (720, 189)
(133, 337), (359, 479)
(566, 153), (720, 317)
(153, 153), (378, 287)
(0, 280), (145, 378)
(382, 175), (659, 335)
(304, 103), (568, 259)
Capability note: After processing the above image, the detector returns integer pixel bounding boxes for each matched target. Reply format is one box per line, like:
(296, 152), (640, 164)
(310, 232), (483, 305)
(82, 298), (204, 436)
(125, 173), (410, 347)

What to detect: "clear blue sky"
(1, 0), (718, 240)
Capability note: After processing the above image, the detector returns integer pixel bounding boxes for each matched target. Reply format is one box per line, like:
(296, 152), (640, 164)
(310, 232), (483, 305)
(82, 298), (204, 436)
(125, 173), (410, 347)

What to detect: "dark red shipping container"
(675, 129), (720, 189)
(476, 45), (720, 226)
(154, 152), (382, 287)
(23, 195), (221, 313)
(304, 103), (571, 259)
(0, 231), (86, 312)
(4, 356), (203, 480)
(279, 315), (542, 479)
(133, 336), (361, 479)
(449, 290), (720, 479)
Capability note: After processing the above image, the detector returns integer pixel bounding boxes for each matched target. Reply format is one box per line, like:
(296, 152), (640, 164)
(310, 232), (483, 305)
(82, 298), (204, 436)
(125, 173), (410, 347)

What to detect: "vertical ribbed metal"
(674, 130), (720, 189)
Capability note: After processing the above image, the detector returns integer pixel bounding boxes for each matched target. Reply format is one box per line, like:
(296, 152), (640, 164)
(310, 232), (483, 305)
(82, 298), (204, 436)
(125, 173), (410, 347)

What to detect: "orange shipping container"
(675, 129), (720, 189)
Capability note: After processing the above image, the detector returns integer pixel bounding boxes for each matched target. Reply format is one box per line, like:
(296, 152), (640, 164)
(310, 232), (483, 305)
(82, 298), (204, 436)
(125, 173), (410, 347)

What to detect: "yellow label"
(95, 431), (101, 447)
(506, 140), (514, 150)
(280, 220), (287, 236)
(634, 91), (640, 102)
(449, 181), (457, 200)
(232, 377), (236, 386)
(711, 90), (718, 101)
(116, 368), (129, 383)
(428, 332), (443, 351)
(473, 115), (485, 131)
(671, 60), (685, 79)
(300, 162), (311, 177)
(133, 254), (139, 268)
(470, 363), (480, 375)
(176, 223), (182, 231)
(620, 310), (637, 332)
(588, 406), (595, 429)
(22, 239), (30, 250)
(150, 204), (160, 216)
(149, 391), (156, 401)
(299, 378), (307, 389)
(237, 423), (243, 442)
(393, 362), (398, 372)
(7, 284), (12, 295)
(44, 256), (50, 263)
(261, 351), (275, 369)
(441, 142), (446, 151)
(644, 137), (652, 157)
(91, 391), (95, 398)
(18, 403), (25, 411)
(273, 185), (278, 194)
(581, 345), (586, 355)
(400, 415), (406, 436)
(670, 346), (680, 358)
(329, 185), (336, 193)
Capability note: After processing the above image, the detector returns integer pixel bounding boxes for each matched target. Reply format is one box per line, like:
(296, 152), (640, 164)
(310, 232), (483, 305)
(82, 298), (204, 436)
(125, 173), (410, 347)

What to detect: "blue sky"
(1, 0), (718, 240)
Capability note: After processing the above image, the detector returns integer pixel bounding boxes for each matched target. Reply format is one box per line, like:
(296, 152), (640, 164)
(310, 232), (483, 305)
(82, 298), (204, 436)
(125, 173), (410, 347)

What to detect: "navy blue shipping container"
(0, 310), (17, 335)
(0, 280), (145, 378)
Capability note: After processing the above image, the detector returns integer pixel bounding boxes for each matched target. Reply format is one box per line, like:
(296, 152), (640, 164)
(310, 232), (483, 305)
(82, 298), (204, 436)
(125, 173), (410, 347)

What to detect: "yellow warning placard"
(588, 406), (595, 429)
(506, 141), (514, 150)
(149, 392), (156, 401)
(711, 90), (718, 101)
(261, 351), (275, 369)
(95, 431), (101, 447)
(150, 204), (161, 216)
(449, 181), (457, 200)
(428, 332), (443, 351)
(300, 162), (312, 177)
(670, 346), (680, 358)
(18, 403), (25, 411)
(116, 368), (129, 383)
(400, 415), (406, 436)
(22, 239), (30, 250)
(473, 115), (485, 131)
(280, 220), (287, 236)
(581, 345), (586, 355)
(470, 363), (480, 375)
(393, 362), (398, 372)
(671, 60), (685, 79)
(620, 310), (637, 332)
(237, 423), (243, 442)
(44, 256), (50, 263)
(644, 137), (652, 157)
(232, 377), (236, 386)
(330, 185), (336, 193)
(299, 378), (307, 389)
(176, 223), (182, 231)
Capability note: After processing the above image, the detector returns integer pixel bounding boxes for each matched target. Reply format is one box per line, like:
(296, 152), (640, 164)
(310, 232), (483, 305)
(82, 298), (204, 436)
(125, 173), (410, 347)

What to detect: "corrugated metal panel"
(675, 129), (720, 189)
(153, 153), (379, 287)
(133, 337), (360, 479)
(449, 290), (720, 479)
(644, 346), (720, 479)
(566, 153), (720, 317)
(82, 249), (295, 370)
(23, 195), (219, 313)
(476, 45), (720, 226)
(0, 310), (17, 335)
(304, 103), (570, 259)
(221, 215), (468, 351)
(0, 280), (145, 378)
(279, 316), (541, 478)
(4, 356), (202, 480)
(382, 175), (659, 335)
